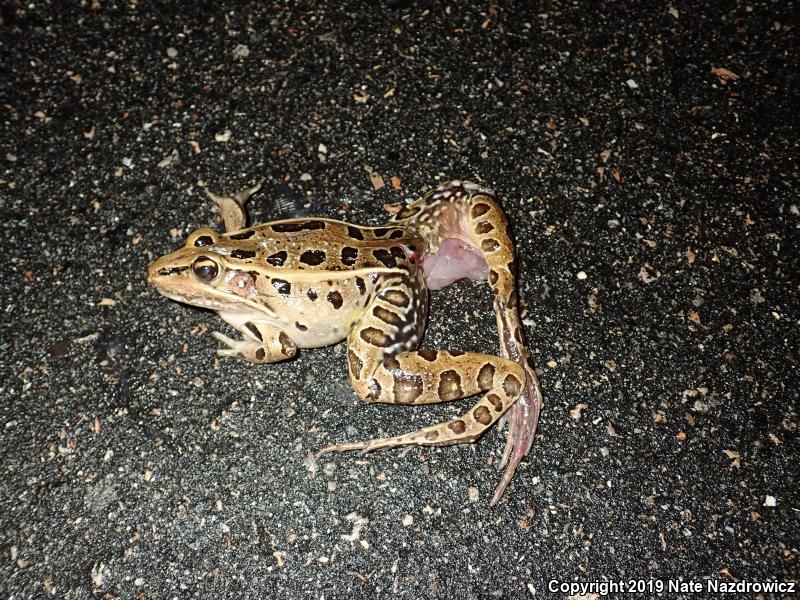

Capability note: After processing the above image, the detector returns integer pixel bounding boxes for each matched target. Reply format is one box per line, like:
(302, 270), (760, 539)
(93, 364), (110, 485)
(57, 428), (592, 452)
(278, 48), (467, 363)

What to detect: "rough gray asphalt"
(1, 1), (798, 598)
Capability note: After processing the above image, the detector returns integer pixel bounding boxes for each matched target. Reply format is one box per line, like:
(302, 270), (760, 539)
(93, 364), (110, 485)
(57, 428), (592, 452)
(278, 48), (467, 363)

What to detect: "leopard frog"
(147, 180), (543, 505)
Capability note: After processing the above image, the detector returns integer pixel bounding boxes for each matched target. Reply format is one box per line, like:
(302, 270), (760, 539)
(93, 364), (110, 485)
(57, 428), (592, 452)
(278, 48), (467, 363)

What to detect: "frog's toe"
(212, 331), (236, 346)
(315, 441), (369, 458)
(212, 331), (243, 357)
(234, 181), (262, 204)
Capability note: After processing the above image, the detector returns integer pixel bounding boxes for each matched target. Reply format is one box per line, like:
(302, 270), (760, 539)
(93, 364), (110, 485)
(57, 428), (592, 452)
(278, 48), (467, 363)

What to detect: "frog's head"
(147, 228), (264, 311)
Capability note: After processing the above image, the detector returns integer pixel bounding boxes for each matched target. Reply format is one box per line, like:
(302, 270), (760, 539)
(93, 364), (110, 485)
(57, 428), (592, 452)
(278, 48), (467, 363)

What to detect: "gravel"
(1, 1), (797, 598)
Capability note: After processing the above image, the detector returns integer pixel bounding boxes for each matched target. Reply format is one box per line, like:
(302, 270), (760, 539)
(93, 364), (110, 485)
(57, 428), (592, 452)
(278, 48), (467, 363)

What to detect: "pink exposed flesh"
(421, 238), (489, 290)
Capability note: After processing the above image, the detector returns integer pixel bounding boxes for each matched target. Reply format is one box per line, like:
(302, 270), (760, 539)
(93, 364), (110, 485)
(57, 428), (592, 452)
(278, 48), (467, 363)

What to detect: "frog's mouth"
(152, 288), (225, 310)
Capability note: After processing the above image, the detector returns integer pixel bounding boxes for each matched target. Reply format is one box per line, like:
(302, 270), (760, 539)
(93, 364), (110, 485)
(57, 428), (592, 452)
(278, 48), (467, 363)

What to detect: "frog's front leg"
(204, 182), (262, 232)
(213, 320), (297, 364)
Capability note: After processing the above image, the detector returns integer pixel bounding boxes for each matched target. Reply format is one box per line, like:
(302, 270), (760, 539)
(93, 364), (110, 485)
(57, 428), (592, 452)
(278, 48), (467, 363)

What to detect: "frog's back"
(226, 218), (418, 274)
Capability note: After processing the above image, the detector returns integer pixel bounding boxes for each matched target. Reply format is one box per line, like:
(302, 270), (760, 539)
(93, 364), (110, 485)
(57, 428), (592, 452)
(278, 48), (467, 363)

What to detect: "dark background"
(1, 1), (797, 598)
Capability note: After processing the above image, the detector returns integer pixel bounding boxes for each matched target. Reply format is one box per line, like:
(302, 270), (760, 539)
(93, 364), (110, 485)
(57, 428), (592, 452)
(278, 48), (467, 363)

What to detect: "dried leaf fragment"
(711, 66), (740, 82)
(368, 171), (384, 190)
(383, 202), (402, 215)
(570, 403), (588, 420)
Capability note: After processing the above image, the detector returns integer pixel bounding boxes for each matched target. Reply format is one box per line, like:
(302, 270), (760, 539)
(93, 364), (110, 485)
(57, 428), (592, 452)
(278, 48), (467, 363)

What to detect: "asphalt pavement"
(1, 1), (797, 598)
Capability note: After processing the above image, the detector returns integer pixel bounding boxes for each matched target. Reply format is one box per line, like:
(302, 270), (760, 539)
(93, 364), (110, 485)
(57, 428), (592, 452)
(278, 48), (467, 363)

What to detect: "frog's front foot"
(213, 331), (255, 359)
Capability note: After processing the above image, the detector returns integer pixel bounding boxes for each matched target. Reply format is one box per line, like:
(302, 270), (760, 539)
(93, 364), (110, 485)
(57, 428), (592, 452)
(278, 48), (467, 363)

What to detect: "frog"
(147, 180), (543, 505)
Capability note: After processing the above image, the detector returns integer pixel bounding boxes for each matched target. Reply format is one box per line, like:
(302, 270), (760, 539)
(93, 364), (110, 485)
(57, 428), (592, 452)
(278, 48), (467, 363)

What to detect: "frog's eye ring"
(192, 256), (219, 281)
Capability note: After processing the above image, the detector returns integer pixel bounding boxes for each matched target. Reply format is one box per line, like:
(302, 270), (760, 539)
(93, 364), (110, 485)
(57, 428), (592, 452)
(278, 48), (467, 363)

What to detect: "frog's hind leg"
(396, 181), (544, 504)
(317, 329), (526, 466)
(205, 182), (262, 232)
(457, 182), (545, 504)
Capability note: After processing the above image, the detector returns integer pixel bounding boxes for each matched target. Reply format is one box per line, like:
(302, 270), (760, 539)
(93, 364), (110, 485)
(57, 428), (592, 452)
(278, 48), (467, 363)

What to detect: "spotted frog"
(147, 180), (543, 505)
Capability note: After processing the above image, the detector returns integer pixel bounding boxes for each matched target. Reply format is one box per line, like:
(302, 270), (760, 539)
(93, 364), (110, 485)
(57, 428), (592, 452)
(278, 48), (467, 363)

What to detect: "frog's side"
(147, 181), (543, 505)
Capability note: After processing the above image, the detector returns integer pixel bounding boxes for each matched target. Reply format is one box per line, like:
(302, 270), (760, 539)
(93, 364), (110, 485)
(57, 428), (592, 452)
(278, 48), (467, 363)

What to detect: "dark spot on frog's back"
(267, 251), (287, 266)
(327, 290), (343, 309)
(299, 249), (326, 266)
(341, 247), (359, 266)
(231, 249), (257, 259)
(193, 235), (214, 247)
(307, 289), (318, 301)
(373, 249), (397, 268)
(355, 277), (366, 295)
(229, 230), (255, 240)
(487, 393), (504, 412)
(271, 279), (291, 296)
(271, 221), (326, 233)
(346, 225), (364, 240)
(295, 322), (308, 331)
(383, 356), (401, 371)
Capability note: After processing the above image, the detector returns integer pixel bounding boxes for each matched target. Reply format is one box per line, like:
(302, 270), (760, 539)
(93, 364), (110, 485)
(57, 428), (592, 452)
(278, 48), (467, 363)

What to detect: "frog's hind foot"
(204, 182), (262, 232)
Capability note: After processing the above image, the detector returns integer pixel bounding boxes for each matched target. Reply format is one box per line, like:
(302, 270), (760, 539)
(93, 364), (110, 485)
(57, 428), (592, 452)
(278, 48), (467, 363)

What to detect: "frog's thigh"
(204, 182), (261, 232)
(319, 349), (525, 453)
(213, 321), (296, 364)
(463, 193), (518, 299)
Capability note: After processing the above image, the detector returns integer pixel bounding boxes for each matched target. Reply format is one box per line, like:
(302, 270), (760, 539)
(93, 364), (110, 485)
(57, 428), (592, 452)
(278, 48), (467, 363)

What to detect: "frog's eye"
(191, 256), (219, 281)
